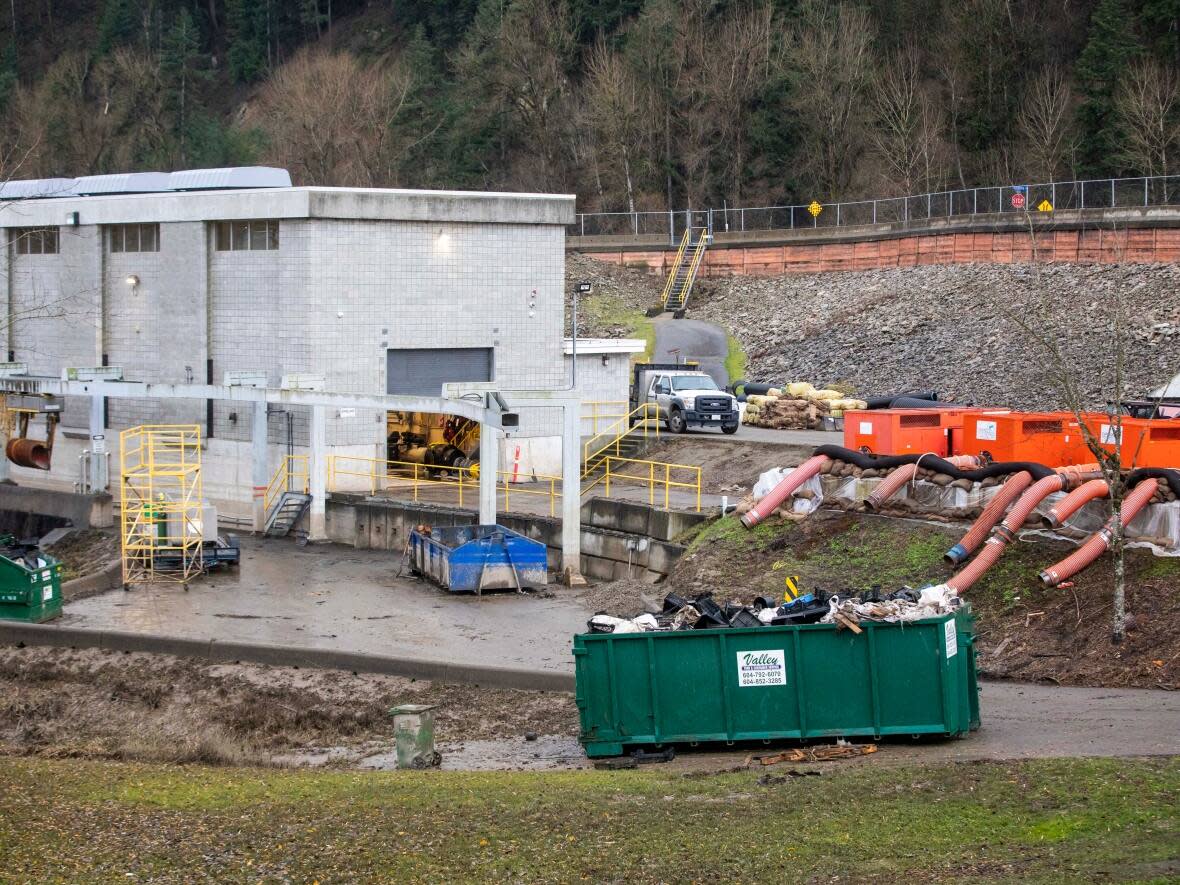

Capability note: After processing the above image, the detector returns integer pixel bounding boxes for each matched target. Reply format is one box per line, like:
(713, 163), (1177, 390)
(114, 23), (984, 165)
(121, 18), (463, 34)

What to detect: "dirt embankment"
(0, 647), (576, 767)
(651, 511), (1179, 690)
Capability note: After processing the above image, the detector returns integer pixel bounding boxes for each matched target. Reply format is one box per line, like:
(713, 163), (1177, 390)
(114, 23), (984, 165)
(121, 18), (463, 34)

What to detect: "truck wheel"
(668, 408), (687, 434)
(722, 422), (739, 434)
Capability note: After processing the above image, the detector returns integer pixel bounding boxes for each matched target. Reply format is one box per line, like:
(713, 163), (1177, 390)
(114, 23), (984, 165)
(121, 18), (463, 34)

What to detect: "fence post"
(1145, 177), (1149, 206)
(973, 189), (977, 215)
(791, 206), (795, 229)
(741, 207), (746, 231)
(668, 208), (674, 246)
(836, 202), (841, 226)
(580, 214), (584, 237)
(1111, 178), (1115, 207)
(1081, 181), (1085, 210)
(872, 200), (877, 224)
(926, 192), (931, 219)
(632, 211), (638, 236)
(1052, 182), (1056, 210)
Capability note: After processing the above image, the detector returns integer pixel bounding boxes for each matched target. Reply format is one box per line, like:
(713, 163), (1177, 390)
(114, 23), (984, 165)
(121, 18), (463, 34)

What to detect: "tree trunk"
(623, 148), (635, 215)
(1111, 512), (1126, 643)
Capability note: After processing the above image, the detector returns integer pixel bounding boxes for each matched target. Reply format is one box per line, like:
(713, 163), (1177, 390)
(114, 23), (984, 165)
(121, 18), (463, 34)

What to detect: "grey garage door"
(386, 347), (493, 396)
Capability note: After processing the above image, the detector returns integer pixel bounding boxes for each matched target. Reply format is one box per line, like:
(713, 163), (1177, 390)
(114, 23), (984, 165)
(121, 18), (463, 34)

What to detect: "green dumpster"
(574, 608), (979, 758)
(0, 536), (63, 624)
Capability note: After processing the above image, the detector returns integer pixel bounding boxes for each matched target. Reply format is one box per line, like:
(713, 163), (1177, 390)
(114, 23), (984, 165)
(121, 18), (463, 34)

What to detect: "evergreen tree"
(1076, 0), (1142, 175)
(162, 7), (208, 164)
(227, 0), (269, 82)
(98, 0), (140, 53)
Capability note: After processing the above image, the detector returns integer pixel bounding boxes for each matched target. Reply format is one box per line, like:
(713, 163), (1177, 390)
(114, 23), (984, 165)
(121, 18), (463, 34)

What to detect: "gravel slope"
(685, 262), (1180, 409)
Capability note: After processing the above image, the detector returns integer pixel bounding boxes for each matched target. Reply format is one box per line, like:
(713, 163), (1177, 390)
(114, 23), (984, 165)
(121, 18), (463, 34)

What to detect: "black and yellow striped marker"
(784, 575), (803, 602)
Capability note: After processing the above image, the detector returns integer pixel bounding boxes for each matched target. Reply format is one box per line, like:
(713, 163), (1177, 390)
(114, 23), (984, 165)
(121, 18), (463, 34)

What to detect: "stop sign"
(1011, 192), (1026, 209)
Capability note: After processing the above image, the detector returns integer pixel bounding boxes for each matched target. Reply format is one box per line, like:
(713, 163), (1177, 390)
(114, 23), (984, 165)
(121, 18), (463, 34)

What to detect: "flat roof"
(563, 338), (647, 355)
(0, 186), (576, 227)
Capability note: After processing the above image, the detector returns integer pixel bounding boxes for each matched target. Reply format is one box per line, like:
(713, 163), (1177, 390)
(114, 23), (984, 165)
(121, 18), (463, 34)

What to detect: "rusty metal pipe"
(6, 437), (51, 470)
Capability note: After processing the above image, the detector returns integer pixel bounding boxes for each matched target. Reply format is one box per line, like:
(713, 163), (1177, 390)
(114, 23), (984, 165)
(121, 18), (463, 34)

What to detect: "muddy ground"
(0, 646), (576, 768)
(44, 528), (119, 591)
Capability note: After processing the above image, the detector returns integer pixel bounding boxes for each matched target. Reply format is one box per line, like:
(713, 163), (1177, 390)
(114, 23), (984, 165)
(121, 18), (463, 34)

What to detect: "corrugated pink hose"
(740, 454), (830, 528)
(1039, 478), (1160, 586)
(863, 455), (981, 512)
(1041, 478), (1109, 529)
(947, 465), (1100, 593)
(944, 472), (1033, 565)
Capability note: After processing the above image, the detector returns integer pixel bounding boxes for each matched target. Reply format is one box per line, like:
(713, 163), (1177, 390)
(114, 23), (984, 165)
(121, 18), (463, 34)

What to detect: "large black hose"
(1127, 467), (1180, 497)
(731, 379), (777, 398)
(813, 444), (1057, 481)
(887, 396), (967, 410)
(863, 391), (939, 409)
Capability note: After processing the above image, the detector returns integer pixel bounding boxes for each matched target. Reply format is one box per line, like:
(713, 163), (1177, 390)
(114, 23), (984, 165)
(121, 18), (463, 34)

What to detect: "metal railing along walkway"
(570, 174), (1180, 244)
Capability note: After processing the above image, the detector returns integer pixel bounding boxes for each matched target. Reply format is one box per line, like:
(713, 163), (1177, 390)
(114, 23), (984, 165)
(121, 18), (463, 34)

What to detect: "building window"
(11, 227), (59, 255)
(214, 219), (279, 251)
(109, 223), (160, 253)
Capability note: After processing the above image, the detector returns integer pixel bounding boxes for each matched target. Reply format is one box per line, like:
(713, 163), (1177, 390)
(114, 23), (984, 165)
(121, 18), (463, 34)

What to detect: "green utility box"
(574, 608), (979, 757)
(0, 537), (63, 624)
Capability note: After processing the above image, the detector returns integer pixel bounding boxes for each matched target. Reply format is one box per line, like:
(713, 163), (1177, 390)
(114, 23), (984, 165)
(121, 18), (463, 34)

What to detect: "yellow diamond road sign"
(808, 200), (823, 217)
(1037, 199), (1053, 212)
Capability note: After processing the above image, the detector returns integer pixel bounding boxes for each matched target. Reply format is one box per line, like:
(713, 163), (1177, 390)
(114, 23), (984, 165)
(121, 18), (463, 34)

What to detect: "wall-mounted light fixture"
(125, 275), (139, 289)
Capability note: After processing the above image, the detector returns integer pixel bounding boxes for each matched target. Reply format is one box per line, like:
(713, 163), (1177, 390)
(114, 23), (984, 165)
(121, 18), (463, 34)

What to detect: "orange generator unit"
(1079, 415), (1180, 469)
(844, 408), (993, 457)
(957, 411), (1093, 467)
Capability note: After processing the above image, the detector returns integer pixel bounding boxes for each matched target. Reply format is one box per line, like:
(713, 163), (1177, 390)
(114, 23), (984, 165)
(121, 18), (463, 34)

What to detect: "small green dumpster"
(0, 536), (63, 624)
(574, 608), (979, 757)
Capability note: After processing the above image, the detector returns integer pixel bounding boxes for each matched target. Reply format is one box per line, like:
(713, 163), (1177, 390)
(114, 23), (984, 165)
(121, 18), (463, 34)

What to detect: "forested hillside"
(0, 0), (1176, 211)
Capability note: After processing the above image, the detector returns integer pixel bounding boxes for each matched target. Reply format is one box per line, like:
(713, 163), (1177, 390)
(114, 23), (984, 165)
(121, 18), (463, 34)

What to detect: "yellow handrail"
(581, 400), (630, 435)
(582, 402), (661, 475)
(452, 419), (480, 454)
(676, 234), (708, 305)
(263, 454), (309, 516)
(659, 228), (692, 308)
(327, 455), (562, 517)
(581, 455), (702, 512)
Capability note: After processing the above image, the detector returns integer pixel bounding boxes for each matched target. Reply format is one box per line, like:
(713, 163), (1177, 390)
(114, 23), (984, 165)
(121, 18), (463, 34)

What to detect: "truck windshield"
(671, 375), (718, 391)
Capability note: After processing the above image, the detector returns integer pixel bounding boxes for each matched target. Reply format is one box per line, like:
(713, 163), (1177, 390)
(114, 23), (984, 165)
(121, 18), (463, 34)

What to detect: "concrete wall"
(325, 493), (697, 582)
(569, 351), (633, 435)
(1, 186), (576, 504)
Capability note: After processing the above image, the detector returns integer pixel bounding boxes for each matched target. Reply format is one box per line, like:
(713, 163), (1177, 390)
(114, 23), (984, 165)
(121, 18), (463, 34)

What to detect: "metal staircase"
(264, 491), (312, 537)
(262, 454), (310, 538)
(581, 403), (660, 478)
(659, 227), (709, 314)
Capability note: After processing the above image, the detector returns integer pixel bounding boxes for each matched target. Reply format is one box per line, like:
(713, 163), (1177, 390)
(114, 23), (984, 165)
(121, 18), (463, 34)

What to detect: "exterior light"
(125, 275), (139, 288)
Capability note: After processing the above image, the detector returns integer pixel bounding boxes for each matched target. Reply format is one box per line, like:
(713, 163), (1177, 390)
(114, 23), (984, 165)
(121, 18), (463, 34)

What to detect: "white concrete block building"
(0, 169), (636, 516)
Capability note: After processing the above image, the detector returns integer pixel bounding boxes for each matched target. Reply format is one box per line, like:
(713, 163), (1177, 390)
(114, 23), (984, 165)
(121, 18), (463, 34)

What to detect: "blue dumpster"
(408, 525), (548, 593)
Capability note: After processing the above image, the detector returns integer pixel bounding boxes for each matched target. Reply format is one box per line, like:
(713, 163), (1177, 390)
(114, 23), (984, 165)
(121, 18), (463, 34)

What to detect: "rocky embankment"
(689, 262), (1180, 409)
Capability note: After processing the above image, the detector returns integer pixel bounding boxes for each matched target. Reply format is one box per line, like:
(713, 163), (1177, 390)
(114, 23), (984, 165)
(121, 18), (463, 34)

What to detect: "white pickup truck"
(633, 365), (740, 434)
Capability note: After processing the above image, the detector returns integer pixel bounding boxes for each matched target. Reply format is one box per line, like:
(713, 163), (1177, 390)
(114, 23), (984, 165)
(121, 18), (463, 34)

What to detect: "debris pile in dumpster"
(586, 585), (961, 634)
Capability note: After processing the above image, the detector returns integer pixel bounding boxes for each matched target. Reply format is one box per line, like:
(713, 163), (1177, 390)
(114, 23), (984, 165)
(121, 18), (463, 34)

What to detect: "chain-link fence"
(570, 176), (1180, 244)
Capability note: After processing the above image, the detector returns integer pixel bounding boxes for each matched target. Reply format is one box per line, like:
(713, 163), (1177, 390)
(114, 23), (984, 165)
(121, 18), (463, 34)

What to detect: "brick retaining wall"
(583, 227), (1180, 276)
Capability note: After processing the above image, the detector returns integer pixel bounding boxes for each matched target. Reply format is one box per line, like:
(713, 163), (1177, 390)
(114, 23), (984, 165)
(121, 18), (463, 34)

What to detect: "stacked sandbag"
(742, 382), (868, 430)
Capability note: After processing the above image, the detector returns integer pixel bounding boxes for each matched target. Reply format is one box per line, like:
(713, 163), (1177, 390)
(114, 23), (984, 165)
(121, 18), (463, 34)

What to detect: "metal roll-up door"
(386, 347), (493, 396)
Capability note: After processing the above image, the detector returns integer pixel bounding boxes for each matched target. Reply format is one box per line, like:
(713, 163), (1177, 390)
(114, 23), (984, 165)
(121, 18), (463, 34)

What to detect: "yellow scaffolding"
(119, 425), (204, 587)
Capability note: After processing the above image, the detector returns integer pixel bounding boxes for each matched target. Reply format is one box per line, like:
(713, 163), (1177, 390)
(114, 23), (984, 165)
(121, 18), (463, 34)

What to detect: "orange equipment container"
(1079, 415), (1180, 469)
(957, 411), (1093, 467)
(844, 408), (992, 457)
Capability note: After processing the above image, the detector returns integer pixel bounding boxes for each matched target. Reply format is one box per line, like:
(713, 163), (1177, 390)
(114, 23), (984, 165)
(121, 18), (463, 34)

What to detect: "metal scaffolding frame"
(119, 425), (204, 587)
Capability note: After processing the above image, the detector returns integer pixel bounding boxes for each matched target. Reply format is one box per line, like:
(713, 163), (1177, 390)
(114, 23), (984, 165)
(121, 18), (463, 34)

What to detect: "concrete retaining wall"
(325, 494), (697, 583)
(0, 485), (112, 528)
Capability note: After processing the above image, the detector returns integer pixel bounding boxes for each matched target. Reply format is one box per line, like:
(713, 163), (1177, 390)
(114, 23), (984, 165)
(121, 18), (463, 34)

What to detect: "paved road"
(653, 316), (730, 388)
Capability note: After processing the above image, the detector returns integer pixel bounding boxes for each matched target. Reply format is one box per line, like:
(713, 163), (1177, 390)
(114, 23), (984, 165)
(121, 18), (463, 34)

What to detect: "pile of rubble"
(587, 586), (961, 634)
(743, 383), (868, 430)
(692, 262), (1180, 410)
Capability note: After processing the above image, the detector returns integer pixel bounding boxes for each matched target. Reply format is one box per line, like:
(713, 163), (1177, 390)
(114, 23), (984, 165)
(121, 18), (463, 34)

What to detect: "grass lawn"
(1, 756), (1176, 883)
